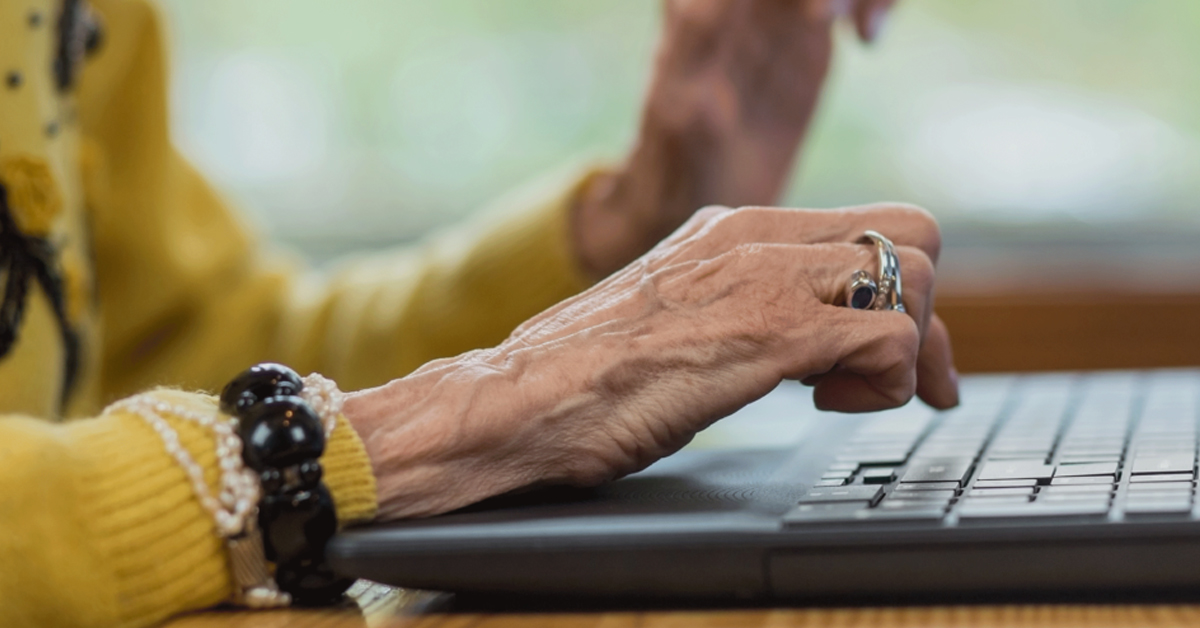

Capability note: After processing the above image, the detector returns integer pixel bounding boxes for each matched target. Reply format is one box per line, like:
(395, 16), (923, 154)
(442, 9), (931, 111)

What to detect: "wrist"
(342, 350), (552, 519)
(343, 330), (647, 519)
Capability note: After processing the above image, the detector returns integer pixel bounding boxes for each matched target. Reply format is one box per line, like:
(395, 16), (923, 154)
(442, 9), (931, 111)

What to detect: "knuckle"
(880, 203), (942, 262)
(879, 317), (921, 370)
(885, 385), (917, 408)
(899, 247), (936, 289)
(692, 204), (733, 226)
(880, 342), (920, 406)
(712, 205), (770, 233)
(729, 241), (764, 257)
(662, 205), (735, 250)
(884, 201), (935, 224)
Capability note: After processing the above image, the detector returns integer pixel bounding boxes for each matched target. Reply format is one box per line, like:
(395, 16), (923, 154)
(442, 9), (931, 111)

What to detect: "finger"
(807, 312), (955, 413)
(807, 202), (941, 265)
(915, 314), (959, 409)
(659, 204), (735, 248)
(801, 242), (936, 342)
(690, 203), (941, 267)
(895, 244), (935, 341)
(805, 308), (920, 413)
(800, 373), (826, 387)
(680, 241), (923, 413)
(769, 242), (930, 412)
(853, 0), (897, 43)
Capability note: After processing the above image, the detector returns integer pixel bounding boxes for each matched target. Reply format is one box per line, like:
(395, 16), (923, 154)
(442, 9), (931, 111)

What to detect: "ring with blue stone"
(845, 269), (878, 310)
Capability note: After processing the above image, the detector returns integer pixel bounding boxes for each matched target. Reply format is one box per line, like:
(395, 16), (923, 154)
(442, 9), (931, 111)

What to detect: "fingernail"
(948, 367), (961, 405)
(864, 5), (888, 43)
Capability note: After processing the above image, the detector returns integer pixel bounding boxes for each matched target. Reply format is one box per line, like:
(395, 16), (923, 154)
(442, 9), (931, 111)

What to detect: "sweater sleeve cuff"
(77, 390), (236, 626)
(74, 389), (376, 627)
(323, 413), (378, 525)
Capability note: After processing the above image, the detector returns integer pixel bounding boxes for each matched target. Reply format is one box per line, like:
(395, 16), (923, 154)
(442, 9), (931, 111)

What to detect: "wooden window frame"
(938, 292), (1200, 373)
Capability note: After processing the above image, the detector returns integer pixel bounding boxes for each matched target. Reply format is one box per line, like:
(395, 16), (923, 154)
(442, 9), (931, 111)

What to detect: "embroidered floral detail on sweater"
(0, 156), (63, 237)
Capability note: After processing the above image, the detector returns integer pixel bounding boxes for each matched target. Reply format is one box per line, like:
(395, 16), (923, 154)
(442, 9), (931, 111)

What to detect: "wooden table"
(166, 582), (1200, 627)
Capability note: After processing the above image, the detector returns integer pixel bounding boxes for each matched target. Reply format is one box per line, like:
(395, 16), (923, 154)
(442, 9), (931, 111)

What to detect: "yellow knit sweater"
(0, 1), (592, 626)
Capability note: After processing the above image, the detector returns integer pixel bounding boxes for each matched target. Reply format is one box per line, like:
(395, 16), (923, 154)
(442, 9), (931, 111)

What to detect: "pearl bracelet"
(104, 395), (260, 538)
(103, 367), (348, 609)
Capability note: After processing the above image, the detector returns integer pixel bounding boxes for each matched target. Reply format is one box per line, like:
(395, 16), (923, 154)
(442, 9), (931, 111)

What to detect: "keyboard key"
(861, 468), (897, 484)
(783, 502), (869, 525)
(958, 501), (1109, 521)
(900, 458), (972, 484)
(885, 489), (955, 502)
(798, 485), (882, 504)
(827, 462), (858, 472)
(813, 479), (848, 487)
(1059, 446), (1124, 456)
(988, 451), (1051, 460)
(1051, 476), (1113, 486)
(855, 507), (946, 522)
(969, 487), (1033, 498)
(1038, 494), (1111, 505)
(1061, 440), (1125, 450)
(1124, 495), (1192, 515)
(1057, 456), (1121, 465)
(973, 479), (1038, 489)
(1124, 501), (1192, 515)
(1125, 492), (1192, 503)
(837, 452), (908, 466)
(977, 460), (1055, 481)
(1126, 497), (1192, 507)
(1054, 462), (1119, 477)
(1125, 493), (1191, 503)
(1131, 454), (1196, 475)
(1131, 473), (1194, 483)
(1135, 442), (1194, 453)
(1061, 440), (1125, 449)
(896, 481), (959, 491)
(879, 499), (951, 510)
(1039, 484), (1112, 494)
(959, 496), (1030, 506)
(1127, 482), (1192, 493)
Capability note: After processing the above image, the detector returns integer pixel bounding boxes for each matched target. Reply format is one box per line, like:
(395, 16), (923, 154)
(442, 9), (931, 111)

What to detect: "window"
(162, 0), (1200, 293)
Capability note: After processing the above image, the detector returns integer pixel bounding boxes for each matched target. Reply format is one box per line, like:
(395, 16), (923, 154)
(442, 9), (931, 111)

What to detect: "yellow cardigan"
(0, 0), (592, 625)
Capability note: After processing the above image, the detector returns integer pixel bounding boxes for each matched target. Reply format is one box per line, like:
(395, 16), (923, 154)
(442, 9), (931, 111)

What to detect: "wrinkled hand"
(574, 0), (898, 278)
(346, 203), (956, 519)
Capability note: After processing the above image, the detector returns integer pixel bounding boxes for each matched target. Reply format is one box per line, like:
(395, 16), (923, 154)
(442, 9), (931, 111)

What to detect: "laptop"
(327, 369), (1200, 600)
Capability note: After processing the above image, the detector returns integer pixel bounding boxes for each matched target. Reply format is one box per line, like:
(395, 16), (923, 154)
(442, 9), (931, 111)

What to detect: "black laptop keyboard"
(784, 370), (1200, 527)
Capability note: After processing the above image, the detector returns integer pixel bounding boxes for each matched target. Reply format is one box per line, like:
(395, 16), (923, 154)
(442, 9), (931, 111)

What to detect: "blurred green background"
(159, 1), (1200, 288)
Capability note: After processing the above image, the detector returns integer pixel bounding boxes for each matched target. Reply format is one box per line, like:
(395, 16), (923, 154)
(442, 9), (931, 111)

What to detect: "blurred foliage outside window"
(160, 0), (1200, 290)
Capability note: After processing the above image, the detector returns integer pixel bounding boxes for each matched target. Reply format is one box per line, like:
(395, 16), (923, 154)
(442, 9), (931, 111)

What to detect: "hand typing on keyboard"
(345, 203), (958, 519)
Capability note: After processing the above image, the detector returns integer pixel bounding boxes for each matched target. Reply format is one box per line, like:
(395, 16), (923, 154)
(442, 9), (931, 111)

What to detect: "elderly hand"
(345, 202), (956, 519)
(573, 0), (898, 279)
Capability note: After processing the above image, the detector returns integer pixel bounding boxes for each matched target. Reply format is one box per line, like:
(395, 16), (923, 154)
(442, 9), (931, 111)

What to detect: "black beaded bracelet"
(220, 363), (355, 606)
